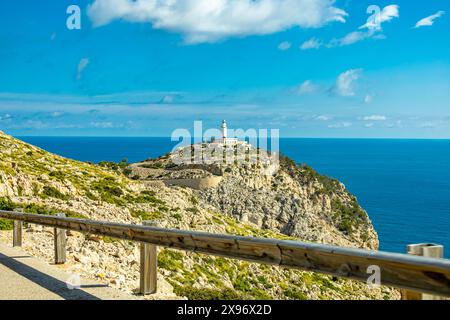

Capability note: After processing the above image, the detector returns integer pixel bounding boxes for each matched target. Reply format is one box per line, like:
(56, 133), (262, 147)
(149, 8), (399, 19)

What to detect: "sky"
(0, 0), (449, 138)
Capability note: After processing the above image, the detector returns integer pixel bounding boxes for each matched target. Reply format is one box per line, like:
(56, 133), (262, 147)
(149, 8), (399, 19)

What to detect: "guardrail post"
(139, 220), (159, 295)
(13, 208), (23, 247)
(401, 243), (445, 300)
(13, 221), (22, 247)
(54, 213), (67, 264)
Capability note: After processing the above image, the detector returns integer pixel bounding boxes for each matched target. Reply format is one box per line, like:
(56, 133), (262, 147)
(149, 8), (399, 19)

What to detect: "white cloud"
(414, 11), (445, 28)
(76, 58), (89, 80)
(364, 94), (374, 104)
(296, 80), (317, 95)
(359, 5), (400, 31)
(278, 41), (292, 51)
(364, 123), (374, 128)
(363, 115), (386, 121)
(88, 0), (348, 44)
(419, 122), (438, 128)
(315, 115), (331, 121)
(328, 5), (399, 47)
(51, 111), (63, 117)
(334, 69), (362, 97)
(0, 113), (11, 119)
(161, 95), (175, 104)
(300, 37), (322, 50)
(328, 122), (352, 128)
(329, 30), (372, 47)
(90, 121), (114, 128)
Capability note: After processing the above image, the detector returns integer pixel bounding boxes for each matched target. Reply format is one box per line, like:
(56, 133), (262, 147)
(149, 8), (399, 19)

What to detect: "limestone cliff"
(130, 150), (378, 250)
(0, 131), (398, 300)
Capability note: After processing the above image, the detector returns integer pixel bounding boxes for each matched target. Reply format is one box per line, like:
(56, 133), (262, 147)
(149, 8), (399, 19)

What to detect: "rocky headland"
(0, 130), (399, 300)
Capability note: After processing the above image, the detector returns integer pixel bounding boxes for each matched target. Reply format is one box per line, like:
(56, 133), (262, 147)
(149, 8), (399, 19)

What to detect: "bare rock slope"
(131, 150), (378, 250)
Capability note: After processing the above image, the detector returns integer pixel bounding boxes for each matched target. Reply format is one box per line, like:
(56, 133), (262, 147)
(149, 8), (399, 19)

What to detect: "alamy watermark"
(66, 273), (82, 290)
(66, 5), (81, 30)
(364, 5), (384, 31)
(366, 265), (381, 288)
(170, 121), (280, 174)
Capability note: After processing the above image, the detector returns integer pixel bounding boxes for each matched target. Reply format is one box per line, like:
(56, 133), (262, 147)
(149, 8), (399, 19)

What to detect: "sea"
(17, 136), (450, 257)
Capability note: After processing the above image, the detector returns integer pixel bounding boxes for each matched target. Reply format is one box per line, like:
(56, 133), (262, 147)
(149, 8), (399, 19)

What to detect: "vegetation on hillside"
(0, 197), (89, 230)
(279, 154), (371, 239)
(0, 132), (394, 300)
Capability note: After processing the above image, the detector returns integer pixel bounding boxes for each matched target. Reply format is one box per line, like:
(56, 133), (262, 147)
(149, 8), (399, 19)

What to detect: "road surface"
(0, 243), (136, 300)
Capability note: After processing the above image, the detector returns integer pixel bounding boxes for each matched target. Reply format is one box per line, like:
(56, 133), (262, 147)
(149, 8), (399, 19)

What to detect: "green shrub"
(0, 219), (13, 230)
(119, 158), (128, 168)
(186, 207), (199, 214)
(171, 284), (247, 300)
(0, 197), (15, 230)
(91, 177), (124, 205)
(65, 211), (88, 219)
(172, 212), (182, 221)
(283, 287), (308, 300)
(0, 197), (15, 211)
(158, 205), (169, 212)
(331, 199), (367, 235)
(131, 210), (163, 221)
(130, 191), (165, 205)
(22, 203), (87, 219)
(42, 186), (69, 200)
(300, 164), (340, 195)
(23, 203), (57, 215)
(158, 250), (184, 271)
(165, 163), (177, 169)
(139, 163), (163, 169)
(98, 159), (128, 171)
(49, 171), (66, 181)
(122, 168), (132, 176)
(279, 155), (341, 196)
(190, 196), (199, 205)
(102, 236), (118, 243)
(85, 190), (98, 201)
(98, 161), (119, 171)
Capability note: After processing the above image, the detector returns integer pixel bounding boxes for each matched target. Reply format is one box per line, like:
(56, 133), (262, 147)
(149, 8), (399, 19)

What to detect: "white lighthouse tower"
(221, 120), (228, 140)
(214, 120), (239, 146)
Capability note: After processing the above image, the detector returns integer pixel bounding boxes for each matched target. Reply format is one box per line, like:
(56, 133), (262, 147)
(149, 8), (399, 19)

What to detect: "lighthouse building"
(214, 120), (239, 145)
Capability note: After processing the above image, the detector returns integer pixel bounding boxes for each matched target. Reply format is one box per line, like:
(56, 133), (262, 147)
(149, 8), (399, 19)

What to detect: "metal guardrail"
(0, 210), (449, 297)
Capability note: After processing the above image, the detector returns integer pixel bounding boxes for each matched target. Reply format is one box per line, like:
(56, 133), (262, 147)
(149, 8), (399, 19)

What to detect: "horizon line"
(13, 135), (450, 141)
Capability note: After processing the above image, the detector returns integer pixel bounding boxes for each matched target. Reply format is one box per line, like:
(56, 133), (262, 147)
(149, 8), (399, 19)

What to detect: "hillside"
(0, 131), (399, 300)
(129, 145), (378, 250)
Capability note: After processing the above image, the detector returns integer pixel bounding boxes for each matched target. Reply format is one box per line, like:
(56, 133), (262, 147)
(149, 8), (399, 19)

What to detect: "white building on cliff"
(214, 120), (239, 145)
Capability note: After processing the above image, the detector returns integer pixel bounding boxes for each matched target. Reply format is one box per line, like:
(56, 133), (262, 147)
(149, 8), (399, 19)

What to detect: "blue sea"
(18, 136), (450, 257)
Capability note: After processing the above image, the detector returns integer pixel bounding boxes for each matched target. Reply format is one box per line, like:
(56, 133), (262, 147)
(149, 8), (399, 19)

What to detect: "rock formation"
(0, 131), (398, 300)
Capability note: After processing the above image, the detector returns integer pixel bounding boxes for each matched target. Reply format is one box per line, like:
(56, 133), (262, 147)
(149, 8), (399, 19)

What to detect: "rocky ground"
(0, 130), (400, 300)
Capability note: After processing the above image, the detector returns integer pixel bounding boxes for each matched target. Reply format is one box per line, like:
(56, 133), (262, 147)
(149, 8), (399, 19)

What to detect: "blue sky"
(0, 0), (449, 137)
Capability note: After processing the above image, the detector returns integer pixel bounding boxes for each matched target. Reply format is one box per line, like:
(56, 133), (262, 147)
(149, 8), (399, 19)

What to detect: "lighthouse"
(214, 120), (240, 146)
(221, 120), (228, 140)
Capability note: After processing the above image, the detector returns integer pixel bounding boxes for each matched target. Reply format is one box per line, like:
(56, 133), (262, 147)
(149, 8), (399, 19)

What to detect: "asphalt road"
(0, 243), (136, 300)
